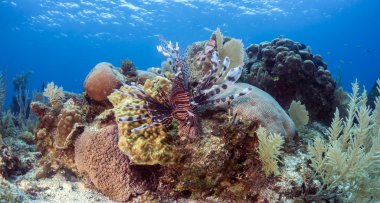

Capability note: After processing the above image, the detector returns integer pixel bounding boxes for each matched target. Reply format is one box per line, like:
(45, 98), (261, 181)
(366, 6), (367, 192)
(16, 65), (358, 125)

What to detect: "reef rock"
(241, 37), (339, 123)
(0, 145), (20, 178)
(84, 62), (125, 102)
(74, 125), (158, 202)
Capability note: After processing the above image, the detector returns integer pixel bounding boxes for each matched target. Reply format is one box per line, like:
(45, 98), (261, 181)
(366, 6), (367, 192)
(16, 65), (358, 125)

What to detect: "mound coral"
(74, 125), (157, 202)
(241, 37), (339, 123)
(216, 83), (296, 140)
(84, 62), (125, 102)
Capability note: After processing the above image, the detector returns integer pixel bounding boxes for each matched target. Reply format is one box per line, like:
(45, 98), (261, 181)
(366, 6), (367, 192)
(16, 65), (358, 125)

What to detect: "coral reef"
(74, 125), (158, 202)
(84, 62), (125, 102)
(241, 37), (339, 123)
(6, 31), (379, 203)
(31, 91), (89, 175)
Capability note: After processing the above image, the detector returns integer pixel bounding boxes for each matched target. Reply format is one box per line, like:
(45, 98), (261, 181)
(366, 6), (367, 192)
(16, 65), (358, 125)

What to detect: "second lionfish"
(117, 41), (252, 138)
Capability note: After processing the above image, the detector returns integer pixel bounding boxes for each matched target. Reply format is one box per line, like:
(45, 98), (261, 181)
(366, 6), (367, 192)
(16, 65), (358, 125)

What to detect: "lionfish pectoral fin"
(118, 114), (151, 123)
(130, 121), (160, 133)
(202, 87), (252, 106)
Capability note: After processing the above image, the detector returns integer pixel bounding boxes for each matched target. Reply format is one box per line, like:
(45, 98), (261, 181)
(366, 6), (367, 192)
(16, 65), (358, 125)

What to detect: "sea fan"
(117, 40), (251, 138)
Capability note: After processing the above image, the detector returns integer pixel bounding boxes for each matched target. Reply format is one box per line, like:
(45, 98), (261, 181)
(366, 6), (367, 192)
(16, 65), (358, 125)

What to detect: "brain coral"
(84, 62), (125, 102)
(74, 125), (157, 202)
(108, 76), (178, 165)
(214, 83), (296, 141)
(241, 37), (339, 123)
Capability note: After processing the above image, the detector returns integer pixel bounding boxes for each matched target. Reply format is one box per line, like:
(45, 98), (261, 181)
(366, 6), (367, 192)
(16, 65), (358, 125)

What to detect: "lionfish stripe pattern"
(118, 114), (151, 122)
(202, 87), (253, 106)
(130, 121), (161, 133)
(123, 104), (152, 111)
(117, 39), (251, 137)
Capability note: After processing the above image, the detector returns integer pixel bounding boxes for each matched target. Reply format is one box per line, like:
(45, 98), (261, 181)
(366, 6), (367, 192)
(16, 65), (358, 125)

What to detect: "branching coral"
(256, 126), (284, 177)
(308, 79), (380, 201)
(43, 82), (64, 105)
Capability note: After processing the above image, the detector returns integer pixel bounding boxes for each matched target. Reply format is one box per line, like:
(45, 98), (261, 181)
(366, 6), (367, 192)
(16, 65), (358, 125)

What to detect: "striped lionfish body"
(117, 40), (252, 138)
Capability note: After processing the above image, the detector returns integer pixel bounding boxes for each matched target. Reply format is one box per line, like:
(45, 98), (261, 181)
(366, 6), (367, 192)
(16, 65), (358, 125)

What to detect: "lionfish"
(117, 40), (252, 138)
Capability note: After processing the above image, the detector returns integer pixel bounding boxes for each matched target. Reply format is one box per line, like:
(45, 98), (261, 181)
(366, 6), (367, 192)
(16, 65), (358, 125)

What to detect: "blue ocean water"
(0, 0), (379, 106)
